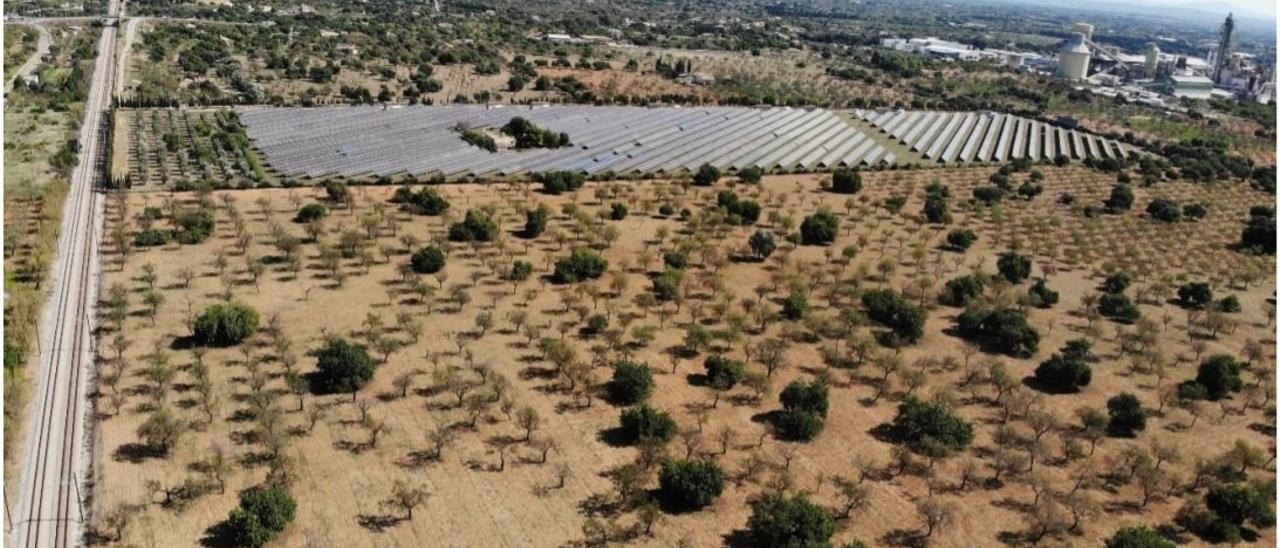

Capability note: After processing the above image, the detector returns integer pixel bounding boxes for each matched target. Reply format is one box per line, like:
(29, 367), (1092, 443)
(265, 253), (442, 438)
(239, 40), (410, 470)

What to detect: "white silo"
(1144, 43), (1160, 79)
(1058, 32), (1091, 80)
(1071, 22), (1095, 42)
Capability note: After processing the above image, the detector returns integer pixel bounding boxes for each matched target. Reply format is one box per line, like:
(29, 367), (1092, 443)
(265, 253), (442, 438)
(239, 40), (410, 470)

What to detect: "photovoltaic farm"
(855, 109), (1134, 164)
(231, 105), (1132, 181)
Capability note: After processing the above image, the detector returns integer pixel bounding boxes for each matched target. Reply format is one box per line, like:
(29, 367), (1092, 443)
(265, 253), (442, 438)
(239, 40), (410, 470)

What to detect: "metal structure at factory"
(237, 105), (1130, 179)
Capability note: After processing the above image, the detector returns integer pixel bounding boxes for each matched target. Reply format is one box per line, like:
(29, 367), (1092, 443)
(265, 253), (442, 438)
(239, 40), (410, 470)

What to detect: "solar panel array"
(237, 105), (898, 179)
(854, 109), (1132, 164)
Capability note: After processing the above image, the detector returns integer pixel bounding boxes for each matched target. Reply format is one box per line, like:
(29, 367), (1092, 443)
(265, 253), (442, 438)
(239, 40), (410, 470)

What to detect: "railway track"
(10, 1), (121, 546)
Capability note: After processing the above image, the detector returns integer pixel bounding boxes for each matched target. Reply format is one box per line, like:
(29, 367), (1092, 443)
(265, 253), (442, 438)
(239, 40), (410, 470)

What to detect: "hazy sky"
(1157, 0), (1275, 18)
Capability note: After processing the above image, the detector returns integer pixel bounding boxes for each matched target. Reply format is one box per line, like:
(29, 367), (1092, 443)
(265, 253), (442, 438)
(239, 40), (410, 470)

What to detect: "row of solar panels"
(854, 109), (1132, 164)
(236, 105), (898, 179)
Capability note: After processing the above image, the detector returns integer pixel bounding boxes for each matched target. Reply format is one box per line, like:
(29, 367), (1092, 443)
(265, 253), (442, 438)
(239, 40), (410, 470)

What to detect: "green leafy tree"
(193, 303), (260, 346)
(608, 361), (654, 405)
(745, 492), (837, 548)
(618, 404), (677, 444)
(410, 246), (447, 274)
(1104, 526), (1174, 548)
(692, 163), (721, 186)
(831, 168), (862, 194)
(1106, 393), (1146, 437)
(658, 459), (725, 509)
(225, 486), (296, 547)
(294, 203), (327, 223)
(313, 338), (377, 396)
(800, 210), (839, 245)
(553, 249), (607, 283)
(892, 396), (974, 453)
(996, 252), (1032, 284)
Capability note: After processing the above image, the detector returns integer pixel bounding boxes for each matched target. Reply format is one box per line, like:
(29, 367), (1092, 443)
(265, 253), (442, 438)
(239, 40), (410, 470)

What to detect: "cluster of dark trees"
(448, 210), (500, 242)
(1240, 206), (1275, 255)
(501, 117), (571, 149)
(552, 249), (607, 283)
(392, 186), (451, 215)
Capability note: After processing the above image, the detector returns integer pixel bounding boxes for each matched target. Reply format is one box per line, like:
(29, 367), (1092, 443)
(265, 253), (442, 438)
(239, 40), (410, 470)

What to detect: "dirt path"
(5, 23), (52, 95)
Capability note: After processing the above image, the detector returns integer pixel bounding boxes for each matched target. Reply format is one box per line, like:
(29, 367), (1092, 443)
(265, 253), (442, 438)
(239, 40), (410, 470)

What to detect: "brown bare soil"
(92, 166), (1275, 547)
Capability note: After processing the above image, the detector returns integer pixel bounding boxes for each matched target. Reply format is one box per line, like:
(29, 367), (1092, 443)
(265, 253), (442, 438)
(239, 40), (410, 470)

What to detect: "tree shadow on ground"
(357, 513), (404, 533)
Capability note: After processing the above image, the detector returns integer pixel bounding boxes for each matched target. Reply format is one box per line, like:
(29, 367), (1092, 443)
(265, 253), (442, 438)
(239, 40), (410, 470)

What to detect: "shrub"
(941, 274), (985, 307)
(922, 184), (951, 224)
(776, 380), (829, 440)
(225, 486), (297, 548)
(609, 202), (628, 220)
(1205, 482), (1274, 531)
(395, 186), (450, 215)
(618, 404), (677, 444)
(1102, 272), (1132, 294)
(294, 203), (327, 223)
(448, 209), (499, 242)
(1105, 184), (1134, 212)
(608, 361), (654, 405)
(410, 246), (447, 274)
(658, 459), (725, 509)
(692, 163), (721, 186)
(831, 167), (862, 194)
(499, 261), (530, 283)
(323, 180), (349, 201)
(745, 492), (836, 547)
(193, 302), (260, 346)
(1146, 197), (1181, 222)
(1104, 526), (1174, 548)
(945, 229), (976, 251)
(1099, 293), (1141, 322)
(1106, 393), (1146, 437)
(1194, 355), (1244, 400)
(537, 170), (586, 194)
(1028, 279), (1059, 308)
(663, 252), (688, 270)
(715, 191), (761, 224)
(1216, 295), (1241, 313)
(892, 396), (974, 453)
(1239, 206), (1275, 254)
(652, 268), (684, 301)
(781, 289), (809, 320)
(585, 314), (608, 335)
(134, 228), (173, 247)
(1034, 353), (1092, 393)
(552, 249), (607, 283)
(523, 205), (550, 237)
(738, 165), (763, 183)
(704, 355), (745, 389)
(1177, 282), (1213, 309)
(996, 252), (1032, 283)
(861, 289), (926, 345)
(748, 230), (776, 259)
(799, 210), (839, 245)
(313, 338), (377, 395)
(174, 209), (216, 244)
(972, 185), (1004, 204)
(955, 307), (1039, 358)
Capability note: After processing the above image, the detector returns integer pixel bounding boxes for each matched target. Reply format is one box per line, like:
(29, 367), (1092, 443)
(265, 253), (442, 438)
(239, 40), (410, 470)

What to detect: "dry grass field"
(90, 166), (1274, 547)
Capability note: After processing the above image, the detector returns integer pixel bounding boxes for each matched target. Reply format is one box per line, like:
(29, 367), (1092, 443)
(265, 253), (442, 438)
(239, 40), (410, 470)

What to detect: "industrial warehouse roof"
(237, 105), (1131, 179)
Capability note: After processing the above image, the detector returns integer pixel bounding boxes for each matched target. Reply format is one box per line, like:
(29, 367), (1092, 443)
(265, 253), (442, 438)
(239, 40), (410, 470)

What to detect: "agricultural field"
(90, 163), (1275, 546)
(111, 108), (268, 188)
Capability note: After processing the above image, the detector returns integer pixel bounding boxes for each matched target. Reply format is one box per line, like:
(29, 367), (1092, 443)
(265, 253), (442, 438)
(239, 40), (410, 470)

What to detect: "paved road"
(5, 23), (52, 94)
(9, 1), (119, 546)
